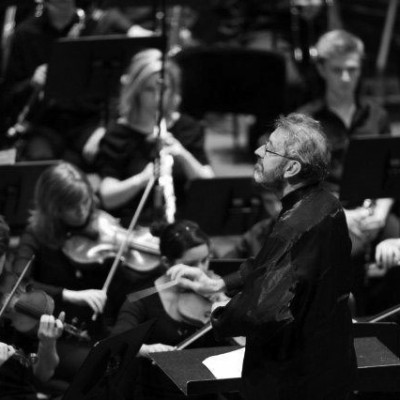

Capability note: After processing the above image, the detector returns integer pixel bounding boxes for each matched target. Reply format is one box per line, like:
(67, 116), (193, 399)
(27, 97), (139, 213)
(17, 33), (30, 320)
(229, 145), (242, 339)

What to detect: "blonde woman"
(96, 48), (214, 227)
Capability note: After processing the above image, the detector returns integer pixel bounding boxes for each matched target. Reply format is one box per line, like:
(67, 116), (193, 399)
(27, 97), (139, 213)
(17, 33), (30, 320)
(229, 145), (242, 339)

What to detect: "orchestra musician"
(168, 114), (357, 400)
(298, 29), (396, 315)
(111, 219), (226, 400)
(11, 161), (168, 383)
(12, 162), (163, 336)
(0, 0), (152, 167)
(96, 48), (214, 228)
(0, 215), (65, 399)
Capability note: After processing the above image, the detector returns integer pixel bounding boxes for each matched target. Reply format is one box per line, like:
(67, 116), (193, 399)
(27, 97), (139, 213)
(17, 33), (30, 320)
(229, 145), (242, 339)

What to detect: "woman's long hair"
(29, 162), (95, 248)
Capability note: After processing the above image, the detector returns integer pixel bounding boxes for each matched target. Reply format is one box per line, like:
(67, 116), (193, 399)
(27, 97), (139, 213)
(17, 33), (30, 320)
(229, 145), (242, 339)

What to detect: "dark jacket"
(212, 183), (356, 400)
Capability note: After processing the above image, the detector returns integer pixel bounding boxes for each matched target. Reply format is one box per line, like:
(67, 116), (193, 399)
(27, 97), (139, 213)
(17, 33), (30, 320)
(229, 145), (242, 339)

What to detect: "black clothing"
(225, 217), (276, 258)
(112, 286), (221, 400)
(212, 184), (356, 400)
(299, 97), (392, 316)
(0, 320), (40, 400)
(12, 221), (163, 335)
(299, 98), (391, 193)
(0, 358), (37, 400)
(0, 8), (130, 165)
(97, 115), (210, 226)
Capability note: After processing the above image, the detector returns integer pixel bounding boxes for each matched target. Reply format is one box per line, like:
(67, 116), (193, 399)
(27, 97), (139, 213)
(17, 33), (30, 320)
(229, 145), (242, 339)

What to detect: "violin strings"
(127, 280), (177, 303)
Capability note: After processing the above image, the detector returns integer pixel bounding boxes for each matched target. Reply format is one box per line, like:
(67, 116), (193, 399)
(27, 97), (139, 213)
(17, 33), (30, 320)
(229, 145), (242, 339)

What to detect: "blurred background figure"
(0, 0), (153, 167)
(96, 48), (214, 227)
(298, 29), (397, 316)
(112, 219), (229, 400)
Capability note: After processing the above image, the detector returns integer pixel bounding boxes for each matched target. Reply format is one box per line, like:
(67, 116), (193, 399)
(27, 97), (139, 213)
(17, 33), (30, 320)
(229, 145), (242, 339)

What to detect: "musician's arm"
(13, 230), (64, 301)
(33, 314), (64, 382)
(100, 169), (153, 210)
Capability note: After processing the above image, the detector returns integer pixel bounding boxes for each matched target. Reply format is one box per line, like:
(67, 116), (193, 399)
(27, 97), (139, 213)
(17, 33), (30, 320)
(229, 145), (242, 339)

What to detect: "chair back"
(174, 46), (287, 120)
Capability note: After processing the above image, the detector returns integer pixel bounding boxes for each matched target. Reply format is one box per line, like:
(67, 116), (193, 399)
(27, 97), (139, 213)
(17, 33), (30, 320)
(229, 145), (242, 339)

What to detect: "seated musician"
(13, 161), (164, 330)
(362, 236), (400, 316)
(0, 0), (153, 167)
(297, 29), (395, 315)
(12, 162), (165, 381)
(0, 215), (64, 399)
(96, 48), (214, 228)
(112, 219), (228, 400)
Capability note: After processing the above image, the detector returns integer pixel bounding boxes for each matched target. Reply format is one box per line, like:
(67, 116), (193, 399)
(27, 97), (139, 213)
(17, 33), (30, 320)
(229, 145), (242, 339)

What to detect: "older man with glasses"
(168, 113), (357, 400)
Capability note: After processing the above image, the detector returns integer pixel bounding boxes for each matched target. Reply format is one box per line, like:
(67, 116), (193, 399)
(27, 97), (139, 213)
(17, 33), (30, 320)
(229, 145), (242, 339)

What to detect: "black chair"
(173, 46), (287, 152)
(0, 160), (57, 234)
(180, 177), (266, 236)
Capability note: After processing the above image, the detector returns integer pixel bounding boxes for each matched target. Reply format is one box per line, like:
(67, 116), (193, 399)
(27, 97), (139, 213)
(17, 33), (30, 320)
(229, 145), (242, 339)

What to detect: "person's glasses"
(262, 146), (297, 161)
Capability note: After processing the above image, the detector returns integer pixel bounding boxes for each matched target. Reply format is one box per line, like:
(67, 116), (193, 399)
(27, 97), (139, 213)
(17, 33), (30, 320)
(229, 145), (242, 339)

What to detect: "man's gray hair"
(275, 113), (330, 183)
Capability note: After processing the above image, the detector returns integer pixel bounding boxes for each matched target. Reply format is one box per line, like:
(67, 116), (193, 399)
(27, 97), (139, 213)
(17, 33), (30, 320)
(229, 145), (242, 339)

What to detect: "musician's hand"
(82, 126), (106, 163)
(167, 264), (226, 296)
(31, 64), (47, 88)
(127, 24), (154, 37)
(37, 312), (64, 345)
(140, 162), (155, 184)
(162, 135), (186, 158)
(0, 342), (15, 367)
(62, 289), (107, 314)
(344, 208), (366, 238)
(138, 343), (175, 358)
(375, 238), (400, 270)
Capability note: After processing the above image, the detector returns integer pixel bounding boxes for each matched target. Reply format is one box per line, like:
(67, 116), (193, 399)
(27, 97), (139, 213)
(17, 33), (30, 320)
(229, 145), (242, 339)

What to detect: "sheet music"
(202, 347), (245, 379)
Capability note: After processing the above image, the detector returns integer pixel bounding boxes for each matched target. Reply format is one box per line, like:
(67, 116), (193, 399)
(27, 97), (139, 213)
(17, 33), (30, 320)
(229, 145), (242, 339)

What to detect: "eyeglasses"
(262, 146), (298, 162)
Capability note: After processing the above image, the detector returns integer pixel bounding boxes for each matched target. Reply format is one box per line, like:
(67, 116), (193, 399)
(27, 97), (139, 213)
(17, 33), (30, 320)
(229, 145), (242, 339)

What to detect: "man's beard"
(254, 161), (285, 192)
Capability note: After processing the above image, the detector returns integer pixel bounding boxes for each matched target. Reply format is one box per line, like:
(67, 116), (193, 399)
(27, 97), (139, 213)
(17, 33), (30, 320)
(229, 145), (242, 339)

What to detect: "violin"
(175, 290), (246, 349)
(62, 210), (160, 272)
(9, 345), (38, 368)
(0, 273), (89, 342)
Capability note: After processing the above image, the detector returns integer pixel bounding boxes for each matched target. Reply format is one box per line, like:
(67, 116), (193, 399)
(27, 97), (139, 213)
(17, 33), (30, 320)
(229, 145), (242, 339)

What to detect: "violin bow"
(127, 280), (177, 303)
(93, 176), (156, 320)
(175, 321), (213, 350)
(0, 255), (35, 320)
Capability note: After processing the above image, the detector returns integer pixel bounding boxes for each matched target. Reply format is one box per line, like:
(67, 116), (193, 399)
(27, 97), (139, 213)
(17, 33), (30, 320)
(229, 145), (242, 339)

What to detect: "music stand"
(0, 160), (58, 233)
(62, 320), (155, 400)
(45, 35), (166, 124)
(180, 177), (265, 236)
(339, 135), (400, 203)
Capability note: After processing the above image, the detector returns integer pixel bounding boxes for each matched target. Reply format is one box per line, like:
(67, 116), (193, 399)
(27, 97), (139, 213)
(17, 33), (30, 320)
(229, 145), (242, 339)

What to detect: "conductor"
(168, 113), (357, 400)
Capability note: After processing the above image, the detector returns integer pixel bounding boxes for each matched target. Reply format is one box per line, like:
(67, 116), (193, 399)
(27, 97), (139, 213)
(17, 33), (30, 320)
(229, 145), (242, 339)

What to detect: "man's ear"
(283, 160), (302, 179)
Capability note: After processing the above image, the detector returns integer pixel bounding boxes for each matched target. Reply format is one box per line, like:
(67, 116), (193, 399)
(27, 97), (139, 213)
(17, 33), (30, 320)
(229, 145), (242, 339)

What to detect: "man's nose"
(341, 70), (351, 82)
(254, 146), (264, 158)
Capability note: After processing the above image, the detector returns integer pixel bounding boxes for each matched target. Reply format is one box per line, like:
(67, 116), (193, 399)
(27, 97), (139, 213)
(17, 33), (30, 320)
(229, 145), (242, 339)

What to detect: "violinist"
(12, 162), (108, 331)
(12, 162), (162, 338)
(0, 215), (65, 399)
(96, 48), (214, 228)
(111, 220), (226, 400)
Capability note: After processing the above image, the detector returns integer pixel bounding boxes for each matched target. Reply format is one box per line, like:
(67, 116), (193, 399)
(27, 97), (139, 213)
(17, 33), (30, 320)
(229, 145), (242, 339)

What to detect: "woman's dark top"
(96, 114), (210, 226)
(0, 320), (39, 400)
(12, 221), (164, 334)
(112, 287), (222, 400)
